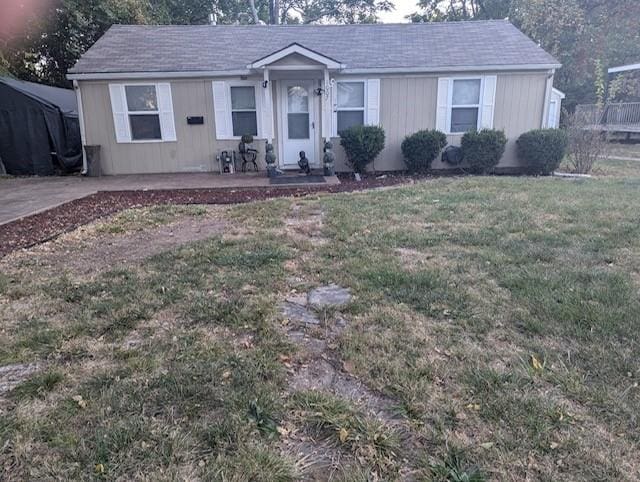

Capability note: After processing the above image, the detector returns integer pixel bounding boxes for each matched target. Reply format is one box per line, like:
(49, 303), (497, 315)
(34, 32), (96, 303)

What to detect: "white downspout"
(73, 79), (88, 174)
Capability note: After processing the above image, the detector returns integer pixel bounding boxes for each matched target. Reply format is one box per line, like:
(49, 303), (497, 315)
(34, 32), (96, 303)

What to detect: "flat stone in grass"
(308, 284), (352, 309)
(279, 301), (320, 325)
(0, 363), (39, 396)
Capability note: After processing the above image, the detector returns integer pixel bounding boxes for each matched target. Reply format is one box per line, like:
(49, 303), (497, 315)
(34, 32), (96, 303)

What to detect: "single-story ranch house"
(67, 20), (562, 175)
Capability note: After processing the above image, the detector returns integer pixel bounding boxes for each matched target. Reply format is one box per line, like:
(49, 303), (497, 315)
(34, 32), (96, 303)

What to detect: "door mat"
(270, 175), (326, 185)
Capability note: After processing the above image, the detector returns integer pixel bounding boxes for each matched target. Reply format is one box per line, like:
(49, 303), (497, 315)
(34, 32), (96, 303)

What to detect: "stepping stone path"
(279, 301), (320, 325)
(0, 363), (39, 397)
(279, 284), (352, 327)
(277, 284), (418, 476)
(307, 284), (352, 309)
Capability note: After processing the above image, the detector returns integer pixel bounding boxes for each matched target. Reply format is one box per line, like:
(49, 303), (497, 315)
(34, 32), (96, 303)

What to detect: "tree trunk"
(249, 0), (260, 23)
(269, 0), (280, 24)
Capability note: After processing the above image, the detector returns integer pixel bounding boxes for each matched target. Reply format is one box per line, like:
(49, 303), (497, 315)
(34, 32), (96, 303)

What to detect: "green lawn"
(1, 164), (639, 480)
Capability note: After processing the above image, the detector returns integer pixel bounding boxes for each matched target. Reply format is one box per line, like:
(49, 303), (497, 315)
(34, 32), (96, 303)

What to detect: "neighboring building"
(68, 20), (561, 175)
(548, 88), (565, 128)
(0, 77), (82, 175)
(607, 63), (640, 103)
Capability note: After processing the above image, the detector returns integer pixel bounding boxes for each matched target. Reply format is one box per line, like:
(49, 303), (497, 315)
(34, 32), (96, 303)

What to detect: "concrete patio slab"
(0, 172), (339, 226)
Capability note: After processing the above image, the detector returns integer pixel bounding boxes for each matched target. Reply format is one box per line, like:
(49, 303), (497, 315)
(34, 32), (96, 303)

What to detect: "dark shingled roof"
(69, 20), (559, 75)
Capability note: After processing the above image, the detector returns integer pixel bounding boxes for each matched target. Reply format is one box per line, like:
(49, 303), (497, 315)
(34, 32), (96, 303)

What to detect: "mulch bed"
(0, 173), (423, 258)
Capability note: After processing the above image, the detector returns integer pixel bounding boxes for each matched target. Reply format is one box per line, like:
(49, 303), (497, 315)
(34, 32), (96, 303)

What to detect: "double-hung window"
(230, 86), (258, 137)
(124, 85), (162, 140)
(450, 79), (482, 133)
(109, 82), (176, 143)
(336, 81), (365, 134)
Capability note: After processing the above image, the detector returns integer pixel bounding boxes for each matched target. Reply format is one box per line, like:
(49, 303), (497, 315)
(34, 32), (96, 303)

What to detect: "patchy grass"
(1, 171), (639, 480)
(94, 204), (208, 234)
(592, 157), (640, 177)
(607, 142), (640, 160)
(10, 371), (65, 401)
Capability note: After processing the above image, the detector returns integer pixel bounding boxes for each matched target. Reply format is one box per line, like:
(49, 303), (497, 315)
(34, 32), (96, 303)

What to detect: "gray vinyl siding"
(79, 70), (548, 175)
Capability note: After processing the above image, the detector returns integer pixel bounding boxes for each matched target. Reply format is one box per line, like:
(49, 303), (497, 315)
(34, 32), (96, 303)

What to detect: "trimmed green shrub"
(401, 129), (448, 173)
(339, 125), (386, 174)
(516, 128), (568, 175)
(461, 129), (507, 174)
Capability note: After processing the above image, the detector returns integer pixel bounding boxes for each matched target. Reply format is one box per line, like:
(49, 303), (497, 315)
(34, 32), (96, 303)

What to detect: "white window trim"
(227, 80), (263, 140)
(446, 77), (484, 135)
(122, 83), (170, 143)
(334, 78), (367, 135)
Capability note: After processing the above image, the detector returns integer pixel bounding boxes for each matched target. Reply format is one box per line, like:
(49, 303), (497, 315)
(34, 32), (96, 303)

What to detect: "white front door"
(280, 80), (317, 168)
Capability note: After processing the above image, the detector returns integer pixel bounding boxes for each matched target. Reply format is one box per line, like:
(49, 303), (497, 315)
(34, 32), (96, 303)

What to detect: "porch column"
(322, 68), (332, 142)
(263, 67), (274, 143)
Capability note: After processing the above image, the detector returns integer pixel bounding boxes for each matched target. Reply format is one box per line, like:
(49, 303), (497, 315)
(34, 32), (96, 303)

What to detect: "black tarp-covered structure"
(0, 77), (82, 175)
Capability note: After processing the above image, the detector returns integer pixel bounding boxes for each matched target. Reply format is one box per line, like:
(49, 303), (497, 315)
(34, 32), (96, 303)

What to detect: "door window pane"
(129, 114), (161, 140)
(337, 82), (365, 108)
(288, 113), (309, 139)
(230, 86), (256, 110)
(232, 111), (258, 137)
(452, 79), (481, 105)
(125, 85), (158, 111)
(337, 111), (364, 134)
(288, 86), (308, 113)
(450, 107), (478, 133)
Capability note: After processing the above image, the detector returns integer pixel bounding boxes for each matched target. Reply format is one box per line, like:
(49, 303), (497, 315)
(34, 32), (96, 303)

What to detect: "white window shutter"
(366, 79), (380, 125)
(480, 75), (497, 129)
(156, 83), (176, 141)
(108, 84), (131, 143)
(331, 80), (338, 137)
(212, 81), (232, 140)
(253, 83), (266, 139)
(436, 78), (450, 133)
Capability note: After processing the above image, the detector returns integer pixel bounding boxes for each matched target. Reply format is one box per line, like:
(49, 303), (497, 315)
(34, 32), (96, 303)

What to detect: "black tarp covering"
(0, 77), (82, 175)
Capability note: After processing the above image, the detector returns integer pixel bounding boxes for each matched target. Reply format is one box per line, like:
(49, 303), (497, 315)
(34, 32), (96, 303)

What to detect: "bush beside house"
(401, 130), (448, 173)
(339, 125), (386, 174)
(461, 129), (507, 174)
(516, 129), (568, 175)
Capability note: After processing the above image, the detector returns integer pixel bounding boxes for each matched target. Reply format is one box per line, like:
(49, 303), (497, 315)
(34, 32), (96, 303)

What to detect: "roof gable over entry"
(68, 21), (560, 79)
(249, 43), (344, 69)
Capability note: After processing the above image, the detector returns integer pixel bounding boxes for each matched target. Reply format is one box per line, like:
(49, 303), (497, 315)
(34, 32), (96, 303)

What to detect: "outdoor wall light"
(314, 87), (324, 96)
(262, 80), (269, 88)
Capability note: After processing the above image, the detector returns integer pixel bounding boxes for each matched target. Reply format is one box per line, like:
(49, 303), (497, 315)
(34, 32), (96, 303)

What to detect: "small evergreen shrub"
(461, 129), (507, 174)
(401, 129), (448, 173)
(339, 125), (386, 173)
(516, 128), (568, 175)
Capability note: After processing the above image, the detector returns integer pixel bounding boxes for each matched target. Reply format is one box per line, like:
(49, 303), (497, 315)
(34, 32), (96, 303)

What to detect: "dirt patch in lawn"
(284, 203), (327, 246)
(0, 174), (425, 259)
(6, 208), (225, 277)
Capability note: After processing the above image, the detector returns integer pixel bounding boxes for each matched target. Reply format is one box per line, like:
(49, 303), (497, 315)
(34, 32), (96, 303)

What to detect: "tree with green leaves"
(408, 0), (511, 22)
(409, 0), (640, 110)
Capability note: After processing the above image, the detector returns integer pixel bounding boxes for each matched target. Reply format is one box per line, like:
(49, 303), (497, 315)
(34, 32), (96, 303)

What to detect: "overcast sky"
(379, 0), (418, 23)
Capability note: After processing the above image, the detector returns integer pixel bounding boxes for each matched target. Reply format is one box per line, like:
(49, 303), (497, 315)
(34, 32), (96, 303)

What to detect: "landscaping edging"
(0, 174), (422, 258)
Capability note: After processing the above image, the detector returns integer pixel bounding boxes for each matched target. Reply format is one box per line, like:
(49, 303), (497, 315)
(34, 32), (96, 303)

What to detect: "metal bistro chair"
(238, 134), (259, 172)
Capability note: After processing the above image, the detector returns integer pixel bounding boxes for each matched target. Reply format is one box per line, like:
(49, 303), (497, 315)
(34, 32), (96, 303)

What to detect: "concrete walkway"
(0, 172), (339, 225)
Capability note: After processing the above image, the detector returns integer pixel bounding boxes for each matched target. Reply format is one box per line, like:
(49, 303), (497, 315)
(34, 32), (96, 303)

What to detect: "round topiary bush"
(401, 129), (448, 173)
(461, 129), (507, 174)
(339, 125), (386, 174)
(516, 128), (568, 175)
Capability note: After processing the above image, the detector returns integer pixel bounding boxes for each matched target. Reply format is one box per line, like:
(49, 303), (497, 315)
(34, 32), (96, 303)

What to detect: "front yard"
(1, 162), (639, 480)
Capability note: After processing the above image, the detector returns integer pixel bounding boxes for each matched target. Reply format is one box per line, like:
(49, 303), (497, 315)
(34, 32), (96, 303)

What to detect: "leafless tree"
(565, 111), (609, 174)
